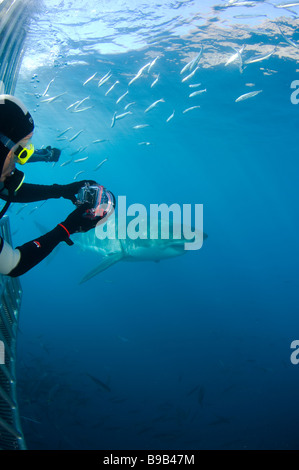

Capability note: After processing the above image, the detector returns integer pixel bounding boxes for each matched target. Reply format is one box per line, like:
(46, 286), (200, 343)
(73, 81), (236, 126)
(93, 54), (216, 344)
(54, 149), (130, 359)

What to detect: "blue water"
(10, 0), (299, 450)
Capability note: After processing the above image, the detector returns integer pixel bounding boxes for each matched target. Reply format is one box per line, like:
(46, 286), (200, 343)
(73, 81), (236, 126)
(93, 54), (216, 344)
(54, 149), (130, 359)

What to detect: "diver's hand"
(46, 146), (61, 162)
(59, 180), (97, 203)
(61, 204), (101, 234)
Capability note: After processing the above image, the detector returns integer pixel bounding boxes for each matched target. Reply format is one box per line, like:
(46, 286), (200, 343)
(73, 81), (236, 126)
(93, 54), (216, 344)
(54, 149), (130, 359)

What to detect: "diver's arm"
(4, 225), (70, 277)
(2, 205), (102, 277)
(28, 147), (61, 163)
(4, 182), (72, 203)
(0, 179), (96, 203)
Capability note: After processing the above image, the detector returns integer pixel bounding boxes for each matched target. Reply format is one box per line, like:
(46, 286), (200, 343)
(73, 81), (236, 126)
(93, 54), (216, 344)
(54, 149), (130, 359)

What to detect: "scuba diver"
(0, 94), (115, 277)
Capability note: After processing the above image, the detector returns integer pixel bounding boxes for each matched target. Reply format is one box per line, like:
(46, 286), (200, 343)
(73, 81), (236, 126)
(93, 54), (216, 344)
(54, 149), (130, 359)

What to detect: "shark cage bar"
(0, 0), (37, 450)
(0, 217), (24, 450)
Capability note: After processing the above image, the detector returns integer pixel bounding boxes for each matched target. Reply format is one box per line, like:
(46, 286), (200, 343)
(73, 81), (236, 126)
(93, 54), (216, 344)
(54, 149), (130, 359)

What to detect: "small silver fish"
(115, 111), (132, 120)
(116, 91), (129, 104)
(128, 62), (151, 86)
(189, 89), (207, 97)
(60, 159), (73, 167)
(188, 48), (203, 72)
(16, 204), (28, 215)
(144, 99), (165, 113)
(260, 67), (278, 74)
(92, 139), (108, 144)
(66, 100), (80, 110)
(70, 147), (83, 156)
(83, 72), (97, 86)
(105, 81), (120, 96)
(124, 101), (135, 110)
(69, 130), (84, 142)
(74, 156), (89, 163)
(233, 14), (267, 18)
(181, 66), (200, 83)
(166, 110), (175, 122)
(41, 92), (67, 103)
(75, 96), (90, 109)
(138, 61), (152, 75)
(235, 90), (262, 102)
(98, 71), (111, 86)
(245, 48), (276, 64)
(133, 124), (149, 129)
(148, 56), (160, 72)
(20, 416), (41, 425)
(225, 45), (245, 67)
(150, 74), (160, 88)
(78, 146), (88, 153)
(138, 142), (151, 146)
(276, 2), (299, 8)
(72, 106), (93, 113)
(111, 111), (117, 128)
(189, 83), (202, 88)
(42, 78), (55, 97)
(180, 57), (195, 75)
(94, 158), (108, 171)
(228, 1), (256, 5)
(128, 73), (141, 86)
(28, 206), (39, 216)
(57, 127), (72, 138)
(74, 170), (86, 180)
(98, 73), (112, 87)
(180, 49), (202, 75)
(278, 26), (299, 49)
(182, 106), (201, 113)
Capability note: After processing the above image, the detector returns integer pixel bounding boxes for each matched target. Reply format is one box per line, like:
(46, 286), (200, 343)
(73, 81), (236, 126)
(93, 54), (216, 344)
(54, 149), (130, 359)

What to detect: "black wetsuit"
(0, 182), (73, 277)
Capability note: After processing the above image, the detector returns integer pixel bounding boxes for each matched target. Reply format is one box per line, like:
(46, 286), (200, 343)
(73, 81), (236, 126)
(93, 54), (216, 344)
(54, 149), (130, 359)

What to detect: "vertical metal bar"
(0, 0), (37, 450)
(0, 217), (26, 449)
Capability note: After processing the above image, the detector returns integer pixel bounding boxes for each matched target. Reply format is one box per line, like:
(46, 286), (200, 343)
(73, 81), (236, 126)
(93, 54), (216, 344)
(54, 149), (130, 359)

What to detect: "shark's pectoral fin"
(79, 252), (124, 284)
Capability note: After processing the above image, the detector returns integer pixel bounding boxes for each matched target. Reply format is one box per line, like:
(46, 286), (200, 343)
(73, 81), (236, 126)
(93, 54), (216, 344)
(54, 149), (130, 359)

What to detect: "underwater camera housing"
(76, 183), (115, 220)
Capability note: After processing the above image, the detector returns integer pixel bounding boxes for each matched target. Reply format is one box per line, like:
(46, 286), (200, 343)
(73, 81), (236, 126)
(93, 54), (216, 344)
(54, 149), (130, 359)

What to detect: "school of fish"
(23, 9), (298, 193)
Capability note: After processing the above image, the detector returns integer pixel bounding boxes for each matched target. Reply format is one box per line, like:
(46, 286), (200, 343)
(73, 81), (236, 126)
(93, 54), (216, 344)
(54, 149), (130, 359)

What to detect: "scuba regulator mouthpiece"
(0, 168), (25, 219)
(4, 168), (25, 193)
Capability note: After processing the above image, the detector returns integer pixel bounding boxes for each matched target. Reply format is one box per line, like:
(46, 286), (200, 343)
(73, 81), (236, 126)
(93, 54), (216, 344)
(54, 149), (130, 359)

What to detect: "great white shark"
(73, 216), (208, 283)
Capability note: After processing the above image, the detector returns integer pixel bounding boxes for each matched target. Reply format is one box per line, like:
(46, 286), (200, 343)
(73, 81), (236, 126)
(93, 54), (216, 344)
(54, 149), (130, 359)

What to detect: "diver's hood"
(0, 94), (34, 175)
